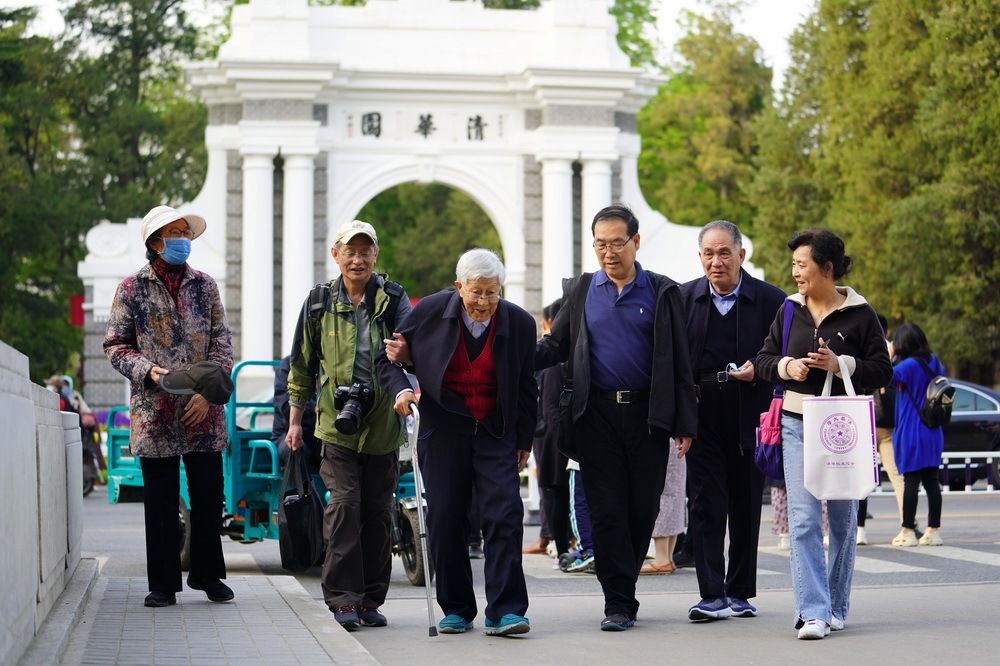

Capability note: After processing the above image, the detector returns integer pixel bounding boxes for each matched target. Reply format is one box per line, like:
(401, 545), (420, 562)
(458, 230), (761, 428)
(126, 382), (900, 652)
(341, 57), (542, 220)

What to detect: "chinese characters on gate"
(354, 112), (492, 141)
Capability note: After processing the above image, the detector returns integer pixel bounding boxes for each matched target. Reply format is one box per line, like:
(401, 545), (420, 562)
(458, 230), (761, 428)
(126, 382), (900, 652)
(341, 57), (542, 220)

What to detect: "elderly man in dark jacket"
(378, 248), (537, 637)
(679, 220), (786, 622)
(535, 204), (698, 632)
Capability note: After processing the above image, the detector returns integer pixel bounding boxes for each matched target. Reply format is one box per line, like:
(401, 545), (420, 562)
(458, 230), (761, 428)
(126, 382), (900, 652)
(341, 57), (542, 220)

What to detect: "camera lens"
(335, 399), (363, 434)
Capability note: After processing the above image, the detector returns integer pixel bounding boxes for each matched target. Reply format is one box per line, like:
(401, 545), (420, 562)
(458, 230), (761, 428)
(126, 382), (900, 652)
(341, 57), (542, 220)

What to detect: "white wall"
(0, 341), (83, 666)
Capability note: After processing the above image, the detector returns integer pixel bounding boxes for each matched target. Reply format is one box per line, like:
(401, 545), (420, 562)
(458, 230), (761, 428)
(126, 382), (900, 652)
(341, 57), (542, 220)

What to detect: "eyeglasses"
(593, 236), (634, 253)
(339, 248), (376, 260)
(465, 291), (501, 303)
(160, 228), (194, 240)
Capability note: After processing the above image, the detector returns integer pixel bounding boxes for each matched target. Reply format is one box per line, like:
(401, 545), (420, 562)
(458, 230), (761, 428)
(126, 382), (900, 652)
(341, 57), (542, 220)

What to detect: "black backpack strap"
(915, 356), (936, 380)
(380, 278), (405, 335)
(306, 280), (335, 364)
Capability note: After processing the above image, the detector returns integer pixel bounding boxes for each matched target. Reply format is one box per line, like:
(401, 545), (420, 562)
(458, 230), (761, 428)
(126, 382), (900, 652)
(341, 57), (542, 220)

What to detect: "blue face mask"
(160, 238), (191, 265)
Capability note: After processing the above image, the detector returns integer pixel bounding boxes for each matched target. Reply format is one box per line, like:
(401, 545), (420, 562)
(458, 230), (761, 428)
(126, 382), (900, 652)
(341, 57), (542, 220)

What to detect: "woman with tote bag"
(756, 229), (891, 640)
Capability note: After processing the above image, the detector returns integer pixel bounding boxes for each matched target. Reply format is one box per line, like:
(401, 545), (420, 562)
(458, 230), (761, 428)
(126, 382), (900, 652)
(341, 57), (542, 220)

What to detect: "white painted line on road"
(757, 568), (785, 576)
(875, 545), (1000, 568)
(224, 552), (261, 574)
(853, 557), (935, 574)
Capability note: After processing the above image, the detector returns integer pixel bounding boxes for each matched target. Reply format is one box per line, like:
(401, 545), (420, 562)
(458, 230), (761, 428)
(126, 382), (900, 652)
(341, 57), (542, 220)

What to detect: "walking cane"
(408, 403), (438, 637)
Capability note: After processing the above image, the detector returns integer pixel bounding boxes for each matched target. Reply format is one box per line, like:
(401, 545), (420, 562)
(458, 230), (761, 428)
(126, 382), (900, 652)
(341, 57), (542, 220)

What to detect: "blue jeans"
(782, 415), (857, 625)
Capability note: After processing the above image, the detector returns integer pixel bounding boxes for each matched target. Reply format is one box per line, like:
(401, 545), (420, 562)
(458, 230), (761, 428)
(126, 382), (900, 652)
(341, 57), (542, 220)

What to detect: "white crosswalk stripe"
(871, 545), (1000, 568)
(762, 545), (936, 573)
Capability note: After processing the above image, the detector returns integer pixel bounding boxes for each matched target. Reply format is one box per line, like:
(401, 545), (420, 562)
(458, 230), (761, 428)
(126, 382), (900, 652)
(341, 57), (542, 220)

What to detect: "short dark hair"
(787, 229), (853, 280)
(591, 204), (639, 237)
(145, 235), (160, 262)
(543, 298), (562, 322)
(893, 322), (933, 361)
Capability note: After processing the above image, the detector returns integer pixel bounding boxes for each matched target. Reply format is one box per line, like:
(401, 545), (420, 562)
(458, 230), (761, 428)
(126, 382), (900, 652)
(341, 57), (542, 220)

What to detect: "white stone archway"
(76, 0), (763, 408)
(328, 156), (527, 304)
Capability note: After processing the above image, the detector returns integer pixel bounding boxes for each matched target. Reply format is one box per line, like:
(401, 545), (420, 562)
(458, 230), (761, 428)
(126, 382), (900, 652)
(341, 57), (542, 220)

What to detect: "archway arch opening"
(352, 182), (504, 298)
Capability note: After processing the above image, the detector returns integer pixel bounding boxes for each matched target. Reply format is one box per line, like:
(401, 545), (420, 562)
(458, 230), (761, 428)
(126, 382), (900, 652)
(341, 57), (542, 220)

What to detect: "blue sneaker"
(600, 613), (635, 631)
(483, 614), (530, 636)
(729, 598), (758, 618)
(565, 551), (595, 573)
(438, 614), (473, 634)
(688, 597), (734, 622)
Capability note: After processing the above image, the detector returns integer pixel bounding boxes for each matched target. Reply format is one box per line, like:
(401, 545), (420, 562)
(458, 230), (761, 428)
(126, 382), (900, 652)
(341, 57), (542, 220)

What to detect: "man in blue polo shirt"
(537, 204), (698, 631)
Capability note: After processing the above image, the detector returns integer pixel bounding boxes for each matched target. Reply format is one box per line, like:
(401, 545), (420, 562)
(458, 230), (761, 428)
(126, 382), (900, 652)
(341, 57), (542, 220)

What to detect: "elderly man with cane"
(379, 248), (538, 637)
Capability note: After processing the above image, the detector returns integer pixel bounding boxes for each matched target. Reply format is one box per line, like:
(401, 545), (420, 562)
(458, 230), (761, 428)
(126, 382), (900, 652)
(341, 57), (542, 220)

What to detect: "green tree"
(638, 1), (771, 230)
(0, 8), (89, 381)
(63, 0), (208, 225)
(356, 183), (503, 297)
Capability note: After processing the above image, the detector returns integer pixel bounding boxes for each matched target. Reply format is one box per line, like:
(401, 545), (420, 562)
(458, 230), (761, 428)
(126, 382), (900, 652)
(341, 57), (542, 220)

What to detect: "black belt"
(591, 389), (648, 404)
(697, 369), (735, 384)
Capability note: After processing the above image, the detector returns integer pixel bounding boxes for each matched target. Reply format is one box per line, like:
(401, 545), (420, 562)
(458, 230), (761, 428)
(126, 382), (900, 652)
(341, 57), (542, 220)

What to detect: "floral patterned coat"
(104, 263), (234, 457)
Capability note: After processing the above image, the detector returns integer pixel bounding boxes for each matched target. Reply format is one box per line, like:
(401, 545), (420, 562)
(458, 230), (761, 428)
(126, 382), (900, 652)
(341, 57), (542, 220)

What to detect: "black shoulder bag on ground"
(556, 273), (594, 461)
(277, 450), (325, 571)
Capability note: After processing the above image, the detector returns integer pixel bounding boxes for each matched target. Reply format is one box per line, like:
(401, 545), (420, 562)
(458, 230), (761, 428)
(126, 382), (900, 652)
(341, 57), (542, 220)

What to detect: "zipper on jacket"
(812, 327), (818, 353)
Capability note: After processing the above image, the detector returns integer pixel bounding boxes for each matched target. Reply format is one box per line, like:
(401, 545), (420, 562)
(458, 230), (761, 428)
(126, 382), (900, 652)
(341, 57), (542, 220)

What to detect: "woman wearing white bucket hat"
(104, 205), (234, 608)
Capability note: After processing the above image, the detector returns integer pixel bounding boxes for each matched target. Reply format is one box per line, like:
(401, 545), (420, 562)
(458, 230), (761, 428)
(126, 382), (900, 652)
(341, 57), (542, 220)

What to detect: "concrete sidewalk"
(59, 576), (376, 666)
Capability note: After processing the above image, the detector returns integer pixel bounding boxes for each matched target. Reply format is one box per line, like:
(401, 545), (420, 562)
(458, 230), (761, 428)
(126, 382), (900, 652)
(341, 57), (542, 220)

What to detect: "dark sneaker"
(359, 606), (388, 627)
(729, 598), (758, 618)
(438, 614), (473, 634)
(600, 613), (635, 632)
(334, 605), (361, 631)
(484, 614), (530, 636)
(186, 576), (234, 603)
(144, 591), (176, 608)
(688, 597), (734, 622)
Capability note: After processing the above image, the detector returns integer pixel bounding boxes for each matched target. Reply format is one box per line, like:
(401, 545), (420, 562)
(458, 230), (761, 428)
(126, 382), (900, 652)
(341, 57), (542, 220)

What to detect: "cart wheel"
(179, 500), (192, 571)
(402, 508), (432, 586)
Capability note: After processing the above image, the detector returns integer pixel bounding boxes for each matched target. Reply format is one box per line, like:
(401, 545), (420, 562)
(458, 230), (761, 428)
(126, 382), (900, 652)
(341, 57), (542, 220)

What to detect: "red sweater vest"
(442, 322), (497, 420)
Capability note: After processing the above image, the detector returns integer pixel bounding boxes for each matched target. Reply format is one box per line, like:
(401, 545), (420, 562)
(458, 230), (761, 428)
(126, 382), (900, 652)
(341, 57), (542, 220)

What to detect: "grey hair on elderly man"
(455, 248), (506, 285)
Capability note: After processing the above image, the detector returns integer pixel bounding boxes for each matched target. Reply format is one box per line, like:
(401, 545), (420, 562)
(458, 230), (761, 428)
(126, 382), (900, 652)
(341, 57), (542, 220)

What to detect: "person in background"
(640, 453), (686, 575)
(756, 228), (891, 640)
(890, 323), (946, 547)
(272, 355), (321, 470)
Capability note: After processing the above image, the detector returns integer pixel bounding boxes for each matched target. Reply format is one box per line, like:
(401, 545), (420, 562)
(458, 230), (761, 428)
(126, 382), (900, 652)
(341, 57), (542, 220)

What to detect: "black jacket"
(536, 270), (698, 439)
(755, 288), (892, 404)
(533, 364), (569, 487)
(377, 289), (539, 451)
(679, 270), (787, 451)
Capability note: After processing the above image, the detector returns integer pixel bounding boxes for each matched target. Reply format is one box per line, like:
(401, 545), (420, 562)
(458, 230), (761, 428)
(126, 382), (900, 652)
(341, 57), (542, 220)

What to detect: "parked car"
(942, 380), (1000, 487)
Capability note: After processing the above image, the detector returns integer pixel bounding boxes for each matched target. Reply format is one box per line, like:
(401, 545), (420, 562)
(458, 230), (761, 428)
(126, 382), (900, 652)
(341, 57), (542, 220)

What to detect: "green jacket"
(287, 275), (408, 454)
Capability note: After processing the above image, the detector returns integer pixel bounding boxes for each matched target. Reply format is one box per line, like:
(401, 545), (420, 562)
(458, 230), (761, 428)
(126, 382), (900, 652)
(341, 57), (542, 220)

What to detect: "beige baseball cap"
(141, 205), (207, 244)
(334, 220), (378, 246)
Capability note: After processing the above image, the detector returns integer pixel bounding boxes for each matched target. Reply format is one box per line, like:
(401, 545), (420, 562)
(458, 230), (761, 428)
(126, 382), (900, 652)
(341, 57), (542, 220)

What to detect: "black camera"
(333, 383), (374, 434)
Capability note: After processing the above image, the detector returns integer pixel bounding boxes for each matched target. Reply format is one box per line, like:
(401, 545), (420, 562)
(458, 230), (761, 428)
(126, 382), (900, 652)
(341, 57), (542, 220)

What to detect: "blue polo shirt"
(585, 262), (656, 391)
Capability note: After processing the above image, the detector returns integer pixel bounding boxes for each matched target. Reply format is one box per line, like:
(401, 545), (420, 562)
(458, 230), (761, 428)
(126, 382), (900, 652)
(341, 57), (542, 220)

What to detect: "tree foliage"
(356, 183), (504, 298)
(749, 0), (1000, 378)
(637, 1), (771, 230)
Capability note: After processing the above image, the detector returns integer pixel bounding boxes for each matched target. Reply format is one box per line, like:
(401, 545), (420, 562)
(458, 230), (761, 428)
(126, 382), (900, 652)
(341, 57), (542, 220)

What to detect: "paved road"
(80, 489), (1000, 664)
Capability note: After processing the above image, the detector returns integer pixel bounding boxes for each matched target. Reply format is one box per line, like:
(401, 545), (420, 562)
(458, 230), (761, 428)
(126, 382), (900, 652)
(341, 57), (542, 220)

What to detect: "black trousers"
(576, 394), (668, 619)
(541, 484), (572, 555)
(418, 427), (528, 622)
(139, 451), (225, 594)
(902, 467), (942, 529)
(318, 443), (398, 610)
(686, 383), (764, 601)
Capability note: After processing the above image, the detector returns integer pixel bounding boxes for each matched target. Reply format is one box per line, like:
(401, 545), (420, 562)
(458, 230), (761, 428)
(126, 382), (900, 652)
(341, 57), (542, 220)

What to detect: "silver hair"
(455, 248), (505, 284)
(698, 220), (743, 249)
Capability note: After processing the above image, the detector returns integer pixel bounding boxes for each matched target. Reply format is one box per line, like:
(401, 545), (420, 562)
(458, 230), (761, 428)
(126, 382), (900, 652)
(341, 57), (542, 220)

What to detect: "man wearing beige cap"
(286, 219), (412, 630)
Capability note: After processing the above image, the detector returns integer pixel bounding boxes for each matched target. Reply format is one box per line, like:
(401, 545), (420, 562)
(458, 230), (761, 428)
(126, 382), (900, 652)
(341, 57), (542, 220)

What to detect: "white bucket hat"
(141, 205), (207, 245)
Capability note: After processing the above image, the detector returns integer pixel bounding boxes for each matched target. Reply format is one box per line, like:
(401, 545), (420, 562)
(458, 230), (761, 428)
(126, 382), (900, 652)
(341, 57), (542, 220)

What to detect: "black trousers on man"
(418, 428), (528, 622)
(140, 451), (226, 594)
(319, 443), (398, 611)
(576, 393), (669, 619)
(686, 382), (764, 601)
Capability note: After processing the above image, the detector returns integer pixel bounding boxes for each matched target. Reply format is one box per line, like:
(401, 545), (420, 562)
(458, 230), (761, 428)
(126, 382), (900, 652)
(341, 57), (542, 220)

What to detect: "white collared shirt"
(710, 277), (742, 316)
(460, 308), (491, 339)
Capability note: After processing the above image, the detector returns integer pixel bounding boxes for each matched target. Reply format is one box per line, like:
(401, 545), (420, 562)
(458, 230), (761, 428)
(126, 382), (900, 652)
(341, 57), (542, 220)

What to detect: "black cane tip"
(429, 627), (438, 637)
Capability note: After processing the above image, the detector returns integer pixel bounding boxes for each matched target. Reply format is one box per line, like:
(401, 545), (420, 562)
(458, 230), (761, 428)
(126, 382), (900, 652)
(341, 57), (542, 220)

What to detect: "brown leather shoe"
(639, 561), (676, 575)
(522, 539), (549, 555)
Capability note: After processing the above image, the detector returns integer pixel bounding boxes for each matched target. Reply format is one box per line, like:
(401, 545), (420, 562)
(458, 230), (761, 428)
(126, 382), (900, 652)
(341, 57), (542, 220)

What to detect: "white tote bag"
(802, 356), (879, 500)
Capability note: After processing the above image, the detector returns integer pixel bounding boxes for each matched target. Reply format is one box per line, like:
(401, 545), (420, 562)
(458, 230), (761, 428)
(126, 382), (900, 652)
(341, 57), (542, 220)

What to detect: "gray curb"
(271, 575), (380, 665)
(18, 558), (99, 666)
